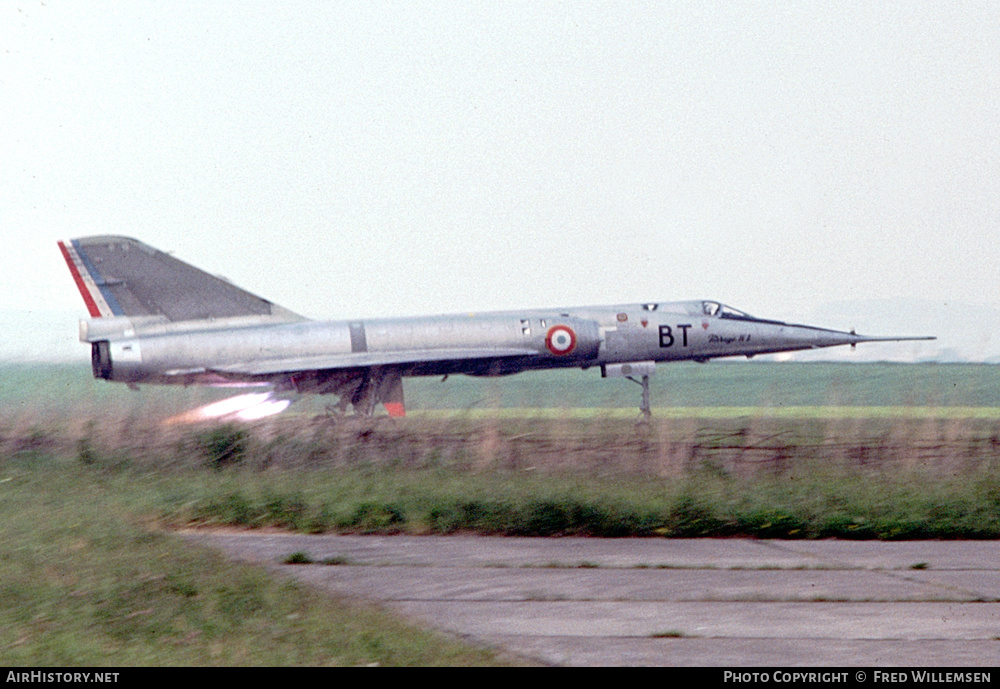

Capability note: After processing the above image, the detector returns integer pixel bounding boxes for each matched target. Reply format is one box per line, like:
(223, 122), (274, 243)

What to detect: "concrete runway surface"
(180, 532), (1000, 666)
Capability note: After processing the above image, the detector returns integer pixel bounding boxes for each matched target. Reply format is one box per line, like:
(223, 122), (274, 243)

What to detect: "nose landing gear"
(626, 374), (652, 422)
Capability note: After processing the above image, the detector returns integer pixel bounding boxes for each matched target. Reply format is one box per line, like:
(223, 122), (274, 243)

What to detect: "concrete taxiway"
(180, 533), (1000, 666)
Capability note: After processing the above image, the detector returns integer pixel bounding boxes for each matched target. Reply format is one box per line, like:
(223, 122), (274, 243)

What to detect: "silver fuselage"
(79, 299), (902, 388)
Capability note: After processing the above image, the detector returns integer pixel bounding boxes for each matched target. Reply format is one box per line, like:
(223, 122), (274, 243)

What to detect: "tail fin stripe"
(60, 235), (305, 322)
(58, 240), (104, 318)
(70, 240), (125, 316)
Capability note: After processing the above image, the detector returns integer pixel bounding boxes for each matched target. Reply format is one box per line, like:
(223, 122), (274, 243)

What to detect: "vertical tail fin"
(58, 236), (304, 322)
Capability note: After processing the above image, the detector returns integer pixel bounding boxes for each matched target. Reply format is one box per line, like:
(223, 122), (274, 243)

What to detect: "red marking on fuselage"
(57, 241), (102, 318)
(384, 402), (406, 417)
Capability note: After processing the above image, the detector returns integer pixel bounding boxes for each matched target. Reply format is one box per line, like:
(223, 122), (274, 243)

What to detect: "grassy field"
(2, 361), (999, 664)
(5, 361), (1000, 415)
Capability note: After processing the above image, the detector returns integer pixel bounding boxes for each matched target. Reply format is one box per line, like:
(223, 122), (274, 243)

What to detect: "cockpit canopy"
(699, 301), (754, 319)
(650, 300), (781, 324)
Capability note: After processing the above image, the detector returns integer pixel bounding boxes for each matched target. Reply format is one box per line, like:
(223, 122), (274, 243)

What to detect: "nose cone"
(693, 302), (935, 360)
(757, 324), (853, 352)
(767, 323), (935, 353)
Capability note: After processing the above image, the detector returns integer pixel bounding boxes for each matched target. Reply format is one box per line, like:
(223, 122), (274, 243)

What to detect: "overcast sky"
(3, 2), (998, 360)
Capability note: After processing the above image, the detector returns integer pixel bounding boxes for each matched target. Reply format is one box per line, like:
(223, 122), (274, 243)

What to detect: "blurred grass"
(4, 412), (998, 540)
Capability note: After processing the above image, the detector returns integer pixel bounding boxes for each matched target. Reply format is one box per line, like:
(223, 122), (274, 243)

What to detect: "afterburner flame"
(235, 398), (291, 421)
(164, 392), (291, 425)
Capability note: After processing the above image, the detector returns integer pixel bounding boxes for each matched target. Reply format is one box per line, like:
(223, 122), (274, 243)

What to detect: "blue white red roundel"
(545, 325), (577, 355)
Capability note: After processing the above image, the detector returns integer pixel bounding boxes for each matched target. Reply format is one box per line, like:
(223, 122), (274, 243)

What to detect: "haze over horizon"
(3, 3), (997, 362)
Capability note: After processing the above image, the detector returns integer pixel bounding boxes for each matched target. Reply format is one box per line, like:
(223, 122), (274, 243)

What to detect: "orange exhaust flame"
(164, 392), (291, 425)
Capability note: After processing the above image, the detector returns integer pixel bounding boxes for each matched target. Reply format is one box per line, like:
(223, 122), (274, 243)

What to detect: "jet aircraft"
(59, 236), (934, 418)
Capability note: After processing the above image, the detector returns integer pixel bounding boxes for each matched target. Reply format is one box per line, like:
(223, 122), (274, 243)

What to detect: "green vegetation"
(649, 630), (690, 638)
(4, 411), (1000, 542)
(161, 461), (1000, 540)
(195, 425), (251, 470)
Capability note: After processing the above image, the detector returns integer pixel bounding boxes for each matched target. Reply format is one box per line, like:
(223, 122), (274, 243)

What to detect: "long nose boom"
(850, 333), (937, 344)
(778, 324), (936, 351)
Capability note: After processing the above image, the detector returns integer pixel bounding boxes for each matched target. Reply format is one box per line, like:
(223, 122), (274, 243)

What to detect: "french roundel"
(545, 325), (577, 355)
